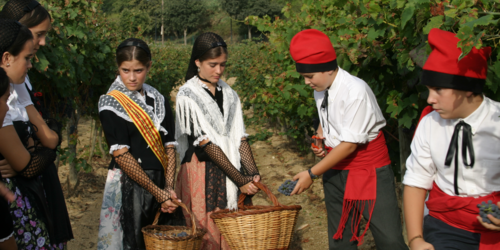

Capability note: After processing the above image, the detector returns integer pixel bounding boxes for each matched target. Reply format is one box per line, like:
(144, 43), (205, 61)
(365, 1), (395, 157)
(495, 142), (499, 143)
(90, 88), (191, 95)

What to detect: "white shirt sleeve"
(403, 115), (436, 190)
(338, 97), (378, 144)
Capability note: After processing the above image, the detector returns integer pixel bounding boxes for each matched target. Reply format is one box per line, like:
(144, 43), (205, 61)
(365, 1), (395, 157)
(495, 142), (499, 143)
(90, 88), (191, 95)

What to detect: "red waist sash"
(325, 131), (391, 245)
(426, 182), (500, 249)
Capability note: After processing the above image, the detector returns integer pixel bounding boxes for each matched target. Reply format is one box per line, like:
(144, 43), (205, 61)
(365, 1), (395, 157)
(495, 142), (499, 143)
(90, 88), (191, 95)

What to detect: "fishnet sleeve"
(165, 147), (176, 191)
(202, 142), (252, 187)
(239, 140), (260, 177)
(18, 147), (57, 178)
(115, 151), (170, 203)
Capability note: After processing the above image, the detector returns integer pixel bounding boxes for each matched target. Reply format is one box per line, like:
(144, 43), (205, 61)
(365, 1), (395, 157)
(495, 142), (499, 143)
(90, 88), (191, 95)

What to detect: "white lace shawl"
(98, 76), (168, 136)
(175, 76), (247, 210)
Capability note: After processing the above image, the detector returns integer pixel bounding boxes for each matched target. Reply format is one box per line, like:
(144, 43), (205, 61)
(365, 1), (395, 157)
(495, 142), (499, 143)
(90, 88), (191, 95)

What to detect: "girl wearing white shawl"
(175, 32), (261, 250)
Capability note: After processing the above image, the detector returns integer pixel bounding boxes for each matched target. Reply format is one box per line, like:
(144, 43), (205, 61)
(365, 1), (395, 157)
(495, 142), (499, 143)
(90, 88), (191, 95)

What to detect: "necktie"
(444, 121), (475, 195)
(321, 89), (329, 134)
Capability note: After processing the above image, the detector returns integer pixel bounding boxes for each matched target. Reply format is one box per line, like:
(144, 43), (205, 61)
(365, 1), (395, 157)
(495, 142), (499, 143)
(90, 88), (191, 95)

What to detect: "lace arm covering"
(114, 151), (170, 203)
(202, 142), (253, 187)
(165, 147), (176, 191)
(18, 147), (57, 178)
(239, 140), (260, 177)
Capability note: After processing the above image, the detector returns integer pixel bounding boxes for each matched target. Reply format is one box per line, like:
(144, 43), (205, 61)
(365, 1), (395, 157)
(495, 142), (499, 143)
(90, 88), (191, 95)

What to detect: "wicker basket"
(210, 182), (302, 250)
(142, 200), (206, 250)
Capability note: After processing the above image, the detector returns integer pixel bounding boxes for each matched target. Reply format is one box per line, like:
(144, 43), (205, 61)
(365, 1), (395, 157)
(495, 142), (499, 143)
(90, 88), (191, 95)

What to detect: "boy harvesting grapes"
(288, 29), (407, 249)
(403, 28), (500, 250)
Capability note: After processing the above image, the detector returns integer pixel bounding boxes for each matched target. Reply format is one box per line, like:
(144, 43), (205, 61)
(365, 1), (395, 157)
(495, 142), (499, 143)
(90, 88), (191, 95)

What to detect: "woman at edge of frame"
(97, 38), (185, 250)
(175, 32), (261, 250)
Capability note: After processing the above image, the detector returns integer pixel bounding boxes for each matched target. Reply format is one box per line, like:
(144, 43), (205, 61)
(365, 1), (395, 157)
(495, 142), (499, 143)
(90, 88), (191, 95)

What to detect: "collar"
(198, 78), (221, 91)
(454, 96), (488, 135)
(326, 67), (344, 101)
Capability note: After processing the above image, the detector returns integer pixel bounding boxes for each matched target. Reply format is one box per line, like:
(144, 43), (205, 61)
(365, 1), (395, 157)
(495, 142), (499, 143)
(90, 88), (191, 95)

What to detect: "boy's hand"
(291, 170), (312, 195)
(311, 135), (325, 157)
(477, 201), (500, 231)
(410, 238), (434, 250)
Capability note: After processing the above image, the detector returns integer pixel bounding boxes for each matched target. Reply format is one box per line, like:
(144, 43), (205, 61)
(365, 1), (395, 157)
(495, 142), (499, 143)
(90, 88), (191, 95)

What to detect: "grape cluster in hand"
(278, 180), (298, 196)
(477, 200), (500, 224)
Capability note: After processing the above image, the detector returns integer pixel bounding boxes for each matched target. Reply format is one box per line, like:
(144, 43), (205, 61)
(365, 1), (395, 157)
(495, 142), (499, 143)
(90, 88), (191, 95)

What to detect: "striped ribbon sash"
(107, 90), (168, 172)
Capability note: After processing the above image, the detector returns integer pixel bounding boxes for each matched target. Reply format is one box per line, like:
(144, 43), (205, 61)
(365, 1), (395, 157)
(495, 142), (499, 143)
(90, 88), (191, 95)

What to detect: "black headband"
(24, 1), (40, 13)
(199, 41), (227, 59)
(117, 40), (152, 60)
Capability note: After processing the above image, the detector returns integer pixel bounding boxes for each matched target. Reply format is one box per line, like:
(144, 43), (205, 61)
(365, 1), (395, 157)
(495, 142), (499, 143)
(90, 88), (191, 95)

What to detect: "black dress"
(100, 91), (185, 250)
(25, 79), (74, 245)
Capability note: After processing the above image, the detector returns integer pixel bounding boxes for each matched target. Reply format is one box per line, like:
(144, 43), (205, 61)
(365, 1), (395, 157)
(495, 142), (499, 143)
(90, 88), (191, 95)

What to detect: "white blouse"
(314, 67), (386, 148)
(2, 82), (31, 127)
(404, 97), (500, 197)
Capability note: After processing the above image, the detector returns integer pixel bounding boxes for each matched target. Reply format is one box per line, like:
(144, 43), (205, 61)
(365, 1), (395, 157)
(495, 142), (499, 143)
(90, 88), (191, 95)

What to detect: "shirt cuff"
(109, 144), (130, 155)
(164, 141), (178, 147)
(242, 133), (249, 138)
(402, 173), (434, 190)
(193, 135), (209, 147)
(338, 129), (369, 144)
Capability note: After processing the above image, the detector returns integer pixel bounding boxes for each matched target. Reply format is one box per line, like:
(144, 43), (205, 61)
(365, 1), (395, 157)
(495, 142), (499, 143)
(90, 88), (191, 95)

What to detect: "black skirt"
(120, 169), (185, 250)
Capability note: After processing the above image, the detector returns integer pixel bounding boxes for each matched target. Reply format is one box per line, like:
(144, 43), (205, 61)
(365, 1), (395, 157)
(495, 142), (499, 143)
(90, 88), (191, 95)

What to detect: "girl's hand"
(161, 199), (178, 213)
(0, 159), (17, 178)
(240, 181), (258, 195)
(253, 175), (261, 183)
(291, 170), (312, 195)
(0, 182), (15, 202)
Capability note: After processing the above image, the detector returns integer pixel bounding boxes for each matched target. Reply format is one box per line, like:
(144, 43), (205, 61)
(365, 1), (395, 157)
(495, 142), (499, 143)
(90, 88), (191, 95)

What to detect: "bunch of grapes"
(477, 200), (500, 224)
(175, 231), (188, 237)
(278, 179), (298, 196)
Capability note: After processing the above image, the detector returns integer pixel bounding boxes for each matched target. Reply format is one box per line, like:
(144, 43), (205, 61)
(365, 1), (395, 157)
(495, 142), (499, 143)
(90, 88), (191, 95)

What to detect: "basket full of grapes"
(477, 200), (500, 224)
(142, 200), (206, 250)
(210, 181), (302, 250)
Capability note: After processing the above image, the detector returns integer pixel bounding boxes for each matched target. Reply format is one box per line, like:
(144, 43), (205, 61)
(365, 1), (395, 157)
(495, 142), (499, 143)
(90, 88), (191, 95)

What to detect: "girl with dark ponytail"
(175, 32), (261, 249)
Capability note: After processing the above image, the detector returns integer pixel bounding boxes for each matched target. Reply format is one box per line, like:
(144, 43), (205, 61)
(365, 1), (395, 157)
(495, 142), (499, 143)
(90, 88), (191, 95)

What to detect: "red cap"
(422, 28), (491, 92)
(290, 29), (337, 73)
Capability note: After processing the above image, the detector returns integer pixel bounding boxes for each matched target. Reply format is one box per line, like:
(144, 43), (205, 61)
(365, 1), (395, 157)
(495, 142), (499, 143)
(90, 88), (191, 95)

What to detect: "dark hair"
(18, 4), (51, 28)
(0, 20), (33, 57)
(116, 38), (151, 67)
(185, 32), (227, 81)
(198, 46), (227, 63)
(0, 67), (8, 97)
(8, 25), (33, 56)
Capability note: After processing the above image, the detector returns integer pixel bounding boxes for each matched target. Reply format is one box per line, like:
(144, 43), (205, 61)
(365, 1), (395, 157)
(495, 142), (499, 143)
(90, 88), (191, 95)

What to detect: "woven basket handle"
(237, 181), (281, 207)
(152, 199), (197, 235)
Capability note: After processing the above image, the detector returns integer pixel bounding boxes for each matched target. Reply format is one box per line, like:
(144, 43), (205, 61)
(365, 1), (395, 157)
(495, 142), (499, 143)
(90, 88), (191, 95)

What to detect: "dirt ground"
(58, 78), (404, 249)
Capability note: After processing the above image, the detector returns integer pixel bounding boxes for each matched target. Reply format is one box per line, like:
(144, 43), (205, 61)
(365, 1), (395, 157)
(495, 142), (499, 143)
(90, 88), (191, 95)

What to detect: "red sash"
(325, 131), (391, 245)
(426, 182), (500, 249)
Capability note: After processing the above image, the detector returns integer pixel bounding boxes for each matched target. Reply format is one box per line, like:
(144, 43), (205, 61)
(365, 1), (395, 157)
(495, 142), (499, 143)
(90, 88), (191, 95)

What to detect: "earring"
(6, 63), (9, 67)
(197, 67), (200, 72)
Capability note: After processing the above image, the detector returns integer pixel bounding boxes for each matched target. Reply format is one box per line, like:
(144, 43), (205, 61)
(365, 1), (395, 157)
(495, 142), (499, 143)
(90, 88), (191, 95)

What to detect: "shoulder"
(337, 68), (372, 99)
(219, 80), (239, 98)
(485, 97), (500, 115)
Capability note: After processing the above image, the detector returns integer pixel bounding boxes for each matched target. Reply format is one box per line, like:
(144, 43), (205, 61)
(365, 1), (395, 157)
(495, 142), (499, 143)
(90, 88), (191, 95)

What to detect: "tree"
(164, 0), (210, 45)
(222, 0), (281, 40)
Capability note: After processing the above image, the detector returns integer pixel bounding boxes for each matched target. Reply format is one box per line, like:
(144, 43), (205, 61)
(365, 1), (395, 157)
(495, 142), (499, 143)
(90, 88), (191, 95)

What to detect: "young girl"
(0, 19), (63, 249)
(0, 1), (73, 248)
(175, 32), (261, 249)
(0, 68), (17, 250)
(98, 38), (183, 250)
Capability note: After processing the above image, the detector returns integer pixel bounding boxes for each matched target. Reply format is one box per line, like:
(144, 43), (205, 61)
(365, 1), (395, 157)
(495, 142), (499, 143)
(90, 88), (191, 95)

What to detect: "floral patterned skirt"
(2, 177), (65, 250)
(97, 169), (123, 250)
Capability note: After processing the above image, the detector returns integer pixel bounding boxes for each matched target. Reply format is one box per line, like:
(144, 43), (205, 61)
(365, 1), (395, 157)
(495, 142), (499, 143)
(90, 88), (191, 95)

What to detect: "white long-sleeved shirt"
(314, 67), (386, 148)
(404, 97), (500, 197)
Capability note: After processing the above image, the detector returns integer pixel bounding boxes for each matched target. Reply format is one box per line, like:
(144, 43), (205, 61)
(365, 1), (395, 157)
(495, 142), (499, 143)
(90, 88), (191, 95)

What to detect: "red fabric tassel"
(327, 131), (390, 245)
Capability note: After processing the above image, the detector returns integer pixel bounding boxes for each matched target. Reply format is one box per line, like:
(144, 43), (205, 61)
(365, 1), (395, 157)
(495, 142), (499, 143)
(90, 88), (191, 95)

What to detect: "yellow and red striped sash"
(107, 90), (168, 172)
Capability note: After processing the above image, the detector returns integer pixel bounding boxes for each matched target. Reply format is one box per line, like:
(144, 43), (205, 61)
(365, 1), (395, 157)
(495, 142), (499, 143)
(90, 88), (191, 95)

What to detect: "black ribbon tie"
(321, 89), (330, 134)
(444, 120), (475, 195)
